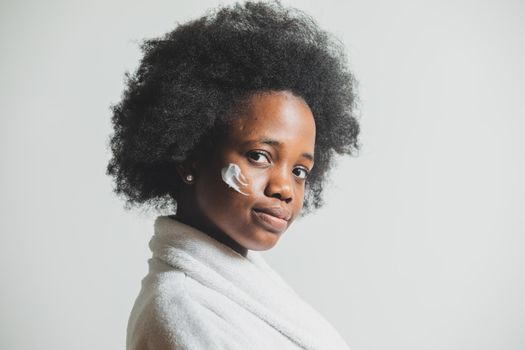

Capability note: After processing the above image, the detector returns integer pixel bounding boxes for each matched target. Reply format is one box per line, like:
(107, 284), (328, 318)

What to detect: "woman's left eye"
(293, 167), (309, 180)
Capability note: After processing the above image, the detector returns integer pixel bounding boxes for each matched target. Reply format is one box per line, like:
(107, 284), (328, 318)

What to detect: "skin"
(174, 90), (316, 257)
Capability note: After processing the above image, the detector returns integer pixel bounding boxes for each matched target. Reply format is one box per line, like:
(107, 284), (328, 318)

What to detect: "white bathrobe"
(127, 216), (350, 350)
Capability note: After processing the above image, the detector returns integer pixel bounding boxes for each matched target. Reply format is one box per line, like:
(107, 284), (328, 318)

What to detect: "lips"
(253, 207), (291, 221)
(252, 206), (291, 233)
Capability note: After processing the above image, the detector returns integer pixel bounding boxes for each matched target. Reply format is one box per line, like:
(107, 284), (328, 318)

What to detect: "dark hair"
(107, 1), (360, 215)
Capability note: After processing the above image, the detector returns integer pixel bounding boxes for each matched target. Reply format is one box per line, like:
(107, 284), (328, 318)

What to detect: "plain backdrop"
(1, 0), (524, 349)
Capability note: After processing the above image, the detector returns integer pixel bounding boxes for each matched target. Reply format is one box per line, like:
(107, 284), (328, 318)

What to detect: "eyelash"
(293, 167), (310, 180)
(247, 151), (270, 164)
(246, 151), (310, 180)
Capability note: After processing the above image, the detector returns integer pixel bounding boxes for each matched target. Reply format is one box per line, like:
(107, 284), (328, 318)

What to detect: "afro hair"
(107, 0), (360, 215)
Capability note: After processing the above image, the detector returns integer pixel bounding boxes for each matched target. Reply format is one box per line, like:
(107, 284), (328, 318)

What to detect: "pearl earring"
(185, 174), (194, 183)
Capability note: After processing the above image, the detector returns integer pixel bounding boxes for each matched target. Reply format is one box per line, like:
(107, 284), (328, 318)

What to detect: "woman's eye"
(247, 151), (271, 164)
(293, 167), (310, 180)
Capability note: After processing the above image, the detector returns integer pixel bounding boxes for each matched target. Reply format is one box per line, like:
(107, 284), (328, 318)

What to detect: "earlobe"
(175, 160), (198, 185)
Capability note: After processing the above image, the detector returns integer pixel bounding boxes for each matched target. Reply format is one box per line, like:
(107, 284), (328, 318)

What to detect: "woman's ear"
(175, 160), (198, 185)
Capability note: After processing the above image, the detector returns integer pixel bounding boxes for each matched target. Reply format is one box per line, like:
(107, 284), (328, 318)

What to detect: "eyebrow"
(243, 138), (315, 162)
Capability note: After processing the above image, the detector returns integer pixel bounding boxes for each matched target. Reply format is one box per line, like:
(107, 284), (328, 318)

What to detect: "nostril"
(272, 193), (292, 203)
(265, 177), (294, 202)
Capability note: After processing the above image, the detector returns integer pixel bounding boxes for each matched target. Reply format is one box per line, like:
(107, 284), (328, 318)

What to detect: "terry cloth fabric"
(126, 216), (350, 350)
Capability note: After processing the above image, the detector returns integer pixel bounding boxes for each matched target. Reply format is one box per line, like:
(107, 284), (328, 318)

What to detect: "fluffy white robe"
(127, 216), (350, 350)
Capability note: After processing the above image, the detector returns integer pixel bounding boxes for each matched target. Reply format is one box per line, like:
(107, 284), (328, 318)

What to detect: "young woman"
(107, 2), (359, 349)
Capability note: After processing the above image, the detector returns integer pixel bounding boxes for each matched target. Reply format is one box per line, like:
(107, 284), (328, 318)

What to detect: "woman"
(107, 1), (359, 349)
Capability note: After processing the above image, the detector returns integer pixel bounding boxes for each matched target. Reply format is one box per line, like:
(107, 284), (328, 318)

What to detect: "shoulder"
(127, 265), (220, 350)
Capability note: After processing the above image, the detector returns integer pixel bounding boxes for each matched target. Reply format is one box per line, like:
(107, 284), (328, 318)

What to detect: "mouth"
(251, 207), (290, 233)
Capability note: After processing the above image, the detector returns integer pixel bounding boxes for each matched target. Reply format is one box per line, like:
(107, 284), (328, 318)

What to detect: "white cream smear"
(221, 163), (249, 196)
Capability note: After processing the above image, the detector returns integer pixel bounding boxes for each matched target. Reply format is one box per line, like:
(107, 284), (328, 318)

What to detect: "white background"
(1, 0), (524, 349)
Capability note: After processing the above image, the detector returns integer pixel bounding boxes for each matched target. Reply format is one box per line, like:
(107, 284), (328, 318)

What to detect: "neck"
(173, 199), (248, 258)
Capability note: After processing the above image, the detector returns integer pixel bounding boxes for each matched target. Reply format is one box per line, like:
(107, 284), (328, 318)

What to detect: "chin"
(244, 229), (282, 251)
(247, 242), (279, 252)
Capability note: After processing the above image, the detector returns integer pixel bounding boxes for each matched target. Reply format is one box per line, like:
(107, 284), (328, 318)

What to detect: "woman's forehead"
(226, 91), (316, 147)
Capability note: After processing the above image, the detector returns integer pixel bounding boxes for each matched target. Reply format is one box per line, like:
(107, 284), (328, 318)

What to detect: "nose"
(264, 166), (293, 203)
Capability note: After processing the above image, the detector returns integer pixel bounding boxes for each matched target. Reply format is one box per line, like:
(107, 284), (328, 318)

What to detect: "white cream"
(220, 163), (249, 196)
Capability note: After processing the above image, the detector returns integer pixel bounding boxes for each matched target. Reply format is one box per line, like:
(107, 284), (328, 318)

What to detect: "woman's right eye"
(247, 151), (271, 164)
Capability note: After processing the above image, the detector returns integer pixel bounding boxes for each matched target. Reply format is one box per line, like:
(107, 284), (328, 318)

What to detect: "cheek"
(194, 164), (253, 223)
(293, 186), (306, 216)
(218, 160), (266, 198)
(220, 163), (250, 196)
(196, 177), (236, 210)
(242, 168), (266, 193)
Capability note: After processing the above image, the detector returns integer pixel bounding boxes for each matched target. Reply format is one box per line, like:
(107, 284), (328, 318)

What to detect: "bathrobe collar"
(149, 215), (349, 350)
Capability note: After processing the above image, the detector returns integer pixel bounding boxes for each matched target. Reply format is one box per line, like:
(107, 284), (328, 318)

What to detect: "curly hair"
(107, 0), (360, 215)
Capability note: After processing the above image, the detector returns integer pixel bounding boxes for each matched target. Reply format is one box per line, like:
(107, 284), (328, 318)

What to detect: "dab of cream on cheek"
(220, 163), (250, 196)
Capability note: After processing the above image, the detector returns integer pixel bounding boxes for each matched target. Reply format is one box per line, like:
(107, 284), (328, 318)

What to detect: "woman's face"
(180, 90), (316, 254)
